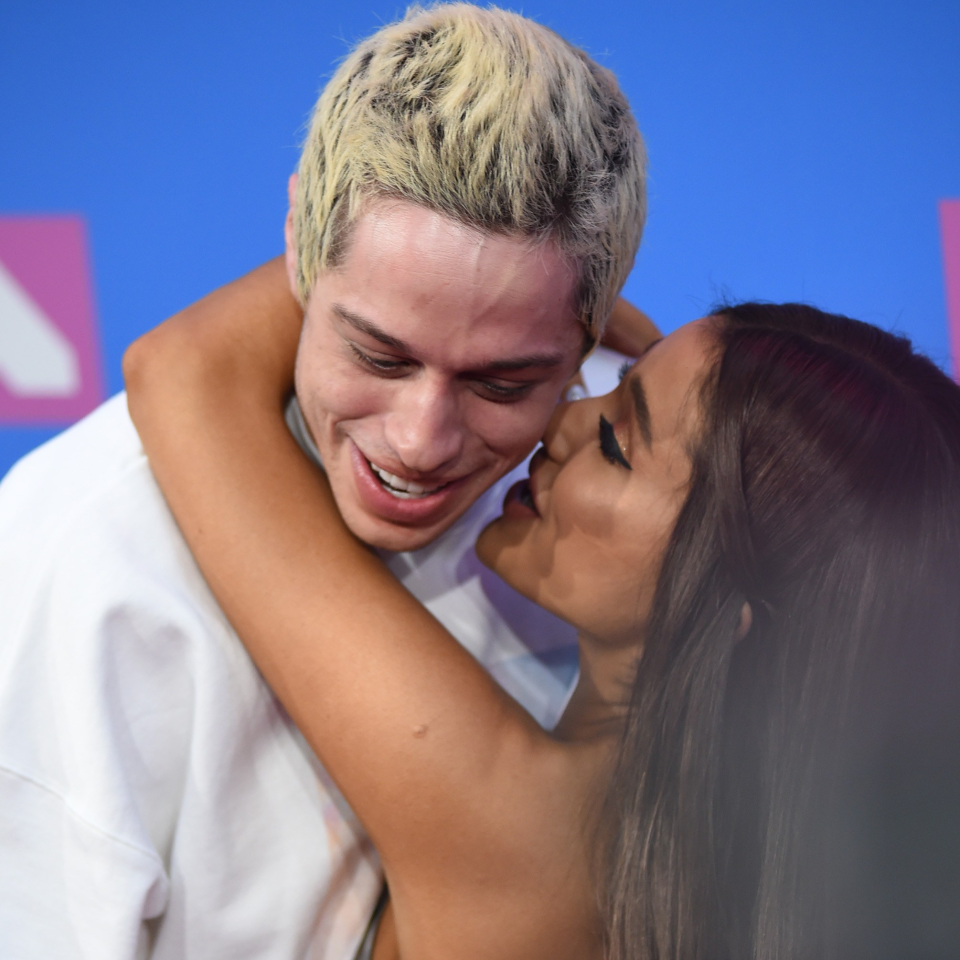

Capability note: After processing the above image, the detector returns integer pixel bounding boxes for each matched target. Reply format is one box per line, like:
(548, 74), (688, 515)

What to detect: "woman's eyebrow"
(626, 336), (662, 448)
(630, 376), (653, 449)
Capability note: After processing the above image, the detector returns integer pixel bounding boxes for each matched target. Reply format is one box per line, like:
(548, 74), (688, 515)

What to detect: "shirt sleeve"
(0, 766), (167, 960)
(0, 453), (200, 959)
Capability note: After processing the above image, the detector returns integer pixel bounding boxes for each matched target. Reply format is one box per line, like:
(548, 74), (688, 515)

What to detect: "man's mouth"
(366, 458), (450, 500)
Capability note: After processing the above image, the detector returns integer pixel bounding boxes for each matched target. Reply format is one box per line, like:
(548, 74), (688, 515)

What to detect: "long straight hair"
(604, 303), (960, 959)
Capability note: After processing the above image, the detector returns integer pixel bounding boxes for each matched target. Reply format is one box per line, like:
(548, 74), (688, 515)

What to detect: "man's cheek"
(485, 424), (548, 468)
(314, 378), (386, 425)
(493, 403), (556, 459)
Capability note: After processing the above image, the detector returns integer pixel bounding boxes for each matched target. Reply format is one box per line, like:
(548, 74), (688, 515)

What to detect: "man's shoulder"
(0, 392), (149, 525)
(0, 393), (214, 618)
(0, 396), (269, 761)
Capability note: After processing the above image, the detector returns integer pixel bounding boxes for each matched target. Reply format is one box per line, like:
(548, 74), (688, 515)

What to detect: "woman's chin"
(474, 520), (500, 571)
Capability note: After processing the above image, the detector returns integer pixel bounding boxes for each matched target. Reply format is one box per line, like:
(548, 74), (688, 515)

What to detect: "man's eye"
(350, 344), (407, 373)
(599, 414), (631, 470)
(473, 380), (535, 403)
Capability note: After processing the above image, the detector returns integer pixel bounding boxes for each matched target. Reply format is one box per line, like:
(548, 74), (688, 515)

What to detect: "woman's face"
(477, 317), (715, 645)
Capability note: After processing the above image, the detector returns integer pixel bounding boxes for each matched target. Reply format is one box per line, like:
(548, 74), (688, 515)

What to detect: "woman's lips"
(349, 440), (468, 526)
(501, 445), (546, 520)
(502, 478), (540, 519)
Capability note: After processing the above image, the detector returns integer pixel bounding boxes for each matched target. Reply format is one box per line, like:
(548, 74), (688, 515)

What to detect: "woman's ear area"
(284, 172), (301, 304)
(737, 602), (753, 640)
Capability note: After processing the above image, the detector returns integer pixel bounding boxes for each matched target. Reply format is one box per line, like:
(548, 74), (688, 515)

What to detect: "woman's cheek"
(551, 466), (631, 544)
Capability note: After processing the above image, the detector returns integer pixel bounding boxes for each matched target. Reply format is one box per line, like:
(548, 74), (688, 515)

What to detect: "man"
(0, 5), (650, 958)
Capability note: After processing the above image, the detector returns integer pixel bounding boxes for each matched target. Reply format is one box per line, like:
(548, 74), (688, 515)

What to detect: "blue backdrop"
(2, 0), (958, 477)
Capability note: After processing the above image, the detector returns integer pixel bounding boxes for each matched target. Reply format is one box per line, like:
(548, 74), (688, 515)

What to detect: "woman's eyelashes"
(599, 414), (631, 470)
(618, 360), (632, 382)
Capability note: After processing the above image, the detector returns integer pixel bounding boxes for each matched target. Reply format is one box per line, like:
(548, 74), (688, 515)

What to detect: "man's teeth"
(368, 461), (445, 499)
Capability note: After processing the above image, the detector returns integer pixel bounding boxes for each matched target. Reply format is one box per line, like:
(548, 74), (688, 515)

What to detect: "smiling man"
(289, 195), (584, 551)
(280, 1), (647, 558)
(0, 5), (648, 959)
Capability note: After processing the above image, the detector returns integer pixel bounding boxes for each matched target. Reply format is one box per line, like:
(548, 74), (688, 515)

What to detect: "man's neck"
(285, 395), (324, 470)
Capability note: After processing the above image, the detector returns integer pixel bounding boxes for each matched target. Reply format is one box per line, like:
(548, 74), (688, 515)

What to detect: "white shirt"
(0, 393), (578, 960)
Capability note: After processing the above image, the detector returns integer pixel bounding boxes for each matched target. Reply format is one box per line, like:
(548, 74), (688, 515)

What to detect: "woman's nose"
(541, 395), (600, 464)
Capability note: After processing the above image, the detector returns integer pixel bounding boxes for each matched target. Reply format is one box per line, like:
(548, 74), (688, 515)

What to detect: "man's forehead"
(307, 197), (584, 370)
(339, 199), (579, 308)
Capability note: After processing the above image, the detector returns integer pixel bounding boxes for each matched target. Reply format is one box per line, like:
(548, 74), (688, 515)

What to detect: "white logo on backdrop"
(0, 259), (80, 397)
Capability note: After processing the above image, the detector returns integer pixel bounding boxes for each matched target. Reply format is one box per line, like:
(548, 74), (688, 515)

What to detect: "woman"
(125, 289), (960, 960)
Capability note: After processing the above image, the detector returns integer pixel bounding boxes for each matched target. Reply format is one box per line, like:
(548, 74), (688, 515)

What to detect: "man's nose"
(382, 378), (465, 475)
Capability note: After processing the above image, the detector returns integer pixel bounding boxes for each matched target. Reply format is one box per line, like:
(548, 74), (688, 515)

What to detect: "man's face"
(287, 194), (584, 552)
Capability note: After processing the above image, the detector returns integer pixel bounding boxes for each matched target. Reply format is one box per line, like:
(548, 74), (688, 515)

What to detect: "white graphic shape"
(0, 259), (80, 397)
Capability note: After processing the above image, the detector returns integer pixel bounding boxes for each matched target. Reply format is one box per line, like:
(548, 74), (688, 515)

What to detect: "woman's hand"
(602, 297), (659, 357)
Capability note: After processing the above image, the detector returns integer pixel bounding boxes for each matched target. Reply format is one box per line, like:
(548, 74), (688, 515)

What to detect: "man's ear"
(284, 172), (301, 303)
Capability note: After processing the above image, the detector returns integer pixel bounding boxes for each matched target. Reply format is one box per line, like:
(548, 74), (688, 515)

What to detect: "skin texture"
(125, 292), (715, 959)
(286, 183), (585, 552)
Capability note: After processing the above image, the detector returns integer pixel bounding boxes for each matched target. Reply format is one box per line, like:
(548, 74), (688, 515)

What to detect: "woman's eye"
(351, 344), (407, 373)
(599, 414), (631, 470)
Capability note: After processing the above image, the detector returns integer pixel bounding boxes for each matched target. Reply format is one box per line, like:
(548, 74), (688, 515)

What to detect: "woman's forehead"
(636, 318), (715, 435)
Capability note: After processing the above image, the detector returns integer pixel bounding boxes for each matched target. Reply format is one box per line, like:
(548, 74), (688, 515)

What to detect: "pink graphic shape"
(0, 216), (104, 424)
(940, 201), (960, 381)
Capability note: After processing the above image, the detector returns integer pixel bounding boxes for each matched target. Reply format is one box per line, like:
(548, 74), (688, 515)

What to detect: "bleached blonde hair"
(294, 3), (646, 343)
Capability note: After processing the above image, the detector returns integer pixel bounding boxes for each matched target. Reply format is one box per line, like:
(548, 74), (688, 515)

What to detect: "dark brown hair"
(605, 303), (960, 959)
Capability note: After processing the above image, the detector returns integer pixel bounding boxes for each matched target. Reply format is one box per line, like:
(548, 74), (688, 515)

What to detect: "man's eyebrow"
(332, 304), (410, 353)
(478, 353), (567, 373)
(630, 376), (653, 449)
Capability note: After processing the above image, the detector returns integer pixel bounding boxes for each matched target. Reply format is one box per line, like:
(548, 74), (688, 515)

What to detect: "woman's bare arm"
(125, 259), (553, 890)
